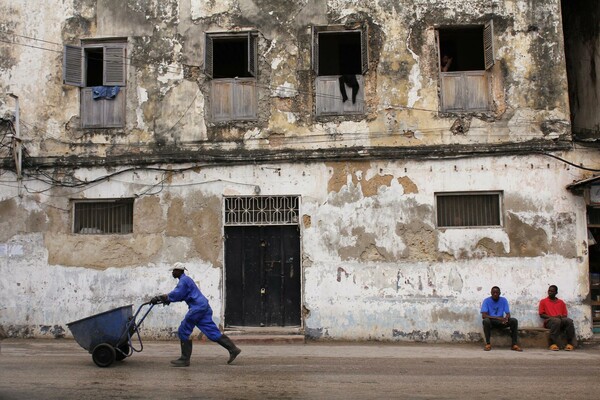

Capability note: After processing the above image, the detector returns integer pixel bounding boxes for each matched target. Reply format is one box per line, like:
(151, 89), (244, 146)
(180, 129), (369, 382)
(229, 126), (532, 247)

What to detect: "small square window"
(73, 199), (134, 234)
(436, 192), (502, 228)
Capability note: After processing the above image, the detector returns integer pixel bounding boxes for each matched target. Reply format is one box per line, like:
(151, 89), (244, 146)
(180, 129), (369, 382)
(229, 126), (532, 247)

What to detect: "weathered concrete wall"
(0, 154), (595, 341)
(0, 1), (595, 342)
(0, 0), (570, 161)
(562, 0), (600, 140)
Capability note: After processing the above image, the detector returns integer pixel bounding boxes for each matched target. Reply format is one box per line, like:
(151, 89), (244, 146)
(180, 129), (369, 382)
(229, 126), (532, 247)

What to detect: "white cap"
(171, 262), (186, 271)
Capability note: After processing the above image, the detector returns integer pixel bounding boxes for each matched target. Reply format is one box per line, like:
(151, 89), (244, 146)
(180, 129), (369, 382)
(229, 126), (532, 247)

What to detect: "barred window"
(436, 192), (502, 228)
(73, 199), (134, 234)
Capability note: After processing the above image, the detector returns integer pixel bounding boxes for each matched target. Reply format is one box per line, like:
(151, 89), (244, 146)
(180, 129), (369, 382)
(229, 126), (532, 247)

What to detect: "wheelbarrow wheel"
(115, 343), (130, 361)
(92, 343), (116, 367)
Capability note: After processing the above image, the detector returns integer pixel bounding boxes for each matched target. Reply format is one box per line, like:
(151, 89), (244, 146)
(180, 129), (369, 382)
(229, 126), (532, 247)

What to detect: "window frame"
(63, 38), (127, 128)
(435, 191), (503, 229)
(436, 21), (494, 113)
(204, 31), (259, 122)
(63, 39), (128, 88)
(311, 24), (369, 76)
(204, 31), (258, 79)
(72, 198), (134, 235)
(312, 24), (369, 117)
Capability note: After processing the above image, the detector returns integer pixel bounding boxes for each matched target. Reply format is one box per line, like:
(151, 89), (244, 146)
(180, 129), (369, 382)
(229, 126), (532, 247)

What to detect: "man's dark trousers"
(482, 317), (518, 345)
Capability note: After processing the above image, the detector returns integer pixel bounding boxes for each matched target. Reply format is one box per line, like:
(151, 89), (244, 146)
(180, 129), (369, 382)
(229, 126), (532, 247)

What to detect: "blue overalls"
(167, 273), (223, 342)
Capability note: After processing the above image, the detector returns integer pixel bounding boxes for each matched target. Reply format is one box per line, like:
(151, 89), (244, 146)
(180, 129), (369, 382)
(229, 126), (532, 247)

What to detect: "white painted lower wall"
(0, 154), (595, 341)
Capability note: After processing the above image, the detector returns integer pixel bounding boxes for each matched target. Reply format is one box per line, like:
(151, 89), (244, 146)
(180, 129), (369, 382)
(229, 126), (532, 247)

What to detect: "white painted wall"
(0, 154), (593, 341)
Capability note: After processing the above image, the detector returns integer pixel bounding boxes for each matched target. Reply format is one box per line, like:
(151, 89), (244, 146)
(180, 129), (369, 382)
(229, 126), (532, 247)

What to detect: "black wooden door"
(225, 225), (301, 327)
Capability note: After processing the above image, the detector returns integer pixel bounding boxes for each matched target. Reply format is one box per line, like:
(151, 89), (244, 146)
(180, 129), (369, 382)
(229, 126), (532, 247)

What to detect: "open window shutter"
(483, 20), (495, 70)
(103, 45), (126, 86)
(312, 27), (319, 75)
(361, 25), (369, 74)
(63, 45), (84, 87)
(435, 30), (442, 72)
(205, 33), (214, 78)
(247, 32), (257, 77)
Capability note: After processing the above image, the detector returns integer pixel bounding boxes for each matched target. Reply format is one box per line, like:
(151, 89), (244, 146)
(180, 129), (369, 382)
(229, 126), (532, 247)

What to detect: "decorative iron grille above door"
(224, 196), (300, 226)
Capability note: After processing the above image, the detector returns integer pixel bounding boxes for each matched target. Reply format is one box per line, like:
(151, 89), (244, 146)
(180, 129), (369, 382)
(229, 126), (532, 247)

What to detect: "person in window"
(440, 53), (454, 72)
(480, 286), (523, 351)
(151, 263), (241, 366)
(538, 285), (577, 351)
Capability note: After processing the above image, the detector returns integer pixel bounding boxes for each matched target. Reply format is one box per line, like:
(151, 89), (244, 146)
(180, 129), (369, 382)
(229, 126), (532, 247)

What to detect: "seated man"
(480, 286), (522, 351)
(538, 285), (577, 351)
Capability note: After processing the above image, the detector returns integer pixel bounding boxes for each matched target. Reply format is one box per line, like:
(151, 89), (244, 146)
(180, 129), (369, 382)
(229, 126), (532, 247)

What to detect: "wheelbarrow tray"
(67, 304), (133, 353)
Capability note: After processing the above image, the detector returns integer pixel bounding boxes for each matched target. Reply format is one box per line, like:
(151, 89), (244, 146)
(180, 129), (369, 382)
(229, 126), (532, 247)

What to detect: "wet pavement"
(1, 338), (599, 399)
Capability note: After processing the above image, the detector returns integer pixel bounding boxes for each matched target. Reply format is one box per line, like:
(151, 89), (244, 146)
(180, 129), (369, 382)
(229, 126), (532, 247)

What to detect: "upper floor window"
(205, 32), (258, 122)
(435, 191), (502, 228)
(72, 198), (134, 234)
(312, 25), (368, 116)
(437, 21), (494, 112)
(63, 39), (127, 128)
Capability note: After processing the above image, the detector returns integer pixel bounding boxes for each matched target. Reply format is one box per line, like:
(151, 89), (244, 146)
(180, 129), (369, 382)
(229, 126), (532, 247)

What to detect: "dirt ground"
(1, 339), (600, 399)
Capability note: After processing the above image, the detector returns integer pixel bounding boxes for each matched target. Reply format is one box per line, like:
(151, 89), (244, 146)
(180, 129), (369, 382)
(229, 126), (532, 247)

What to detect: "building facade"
(1, 0), (598, 342)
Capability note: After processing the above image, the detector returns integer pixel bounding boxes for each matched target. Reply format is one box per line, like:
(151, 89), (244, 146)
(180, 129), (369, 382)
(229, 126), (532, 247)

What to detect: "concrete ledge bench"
(489, 327), (557, 348)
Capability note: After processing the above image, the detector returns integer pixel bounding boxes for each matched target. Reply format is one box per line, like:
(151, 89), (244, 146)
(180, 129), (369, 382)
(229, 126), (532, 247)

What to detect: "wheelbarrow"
(67, 301), (158, 367)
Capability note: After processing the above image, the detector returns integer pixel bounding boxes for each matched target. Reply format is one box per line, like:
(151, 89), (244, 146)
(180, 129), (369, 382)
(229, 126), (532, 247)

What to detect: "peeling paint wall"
(0, 156), (596, 341)
(0, 0), (572, 160)
(0, 1), (596, 342)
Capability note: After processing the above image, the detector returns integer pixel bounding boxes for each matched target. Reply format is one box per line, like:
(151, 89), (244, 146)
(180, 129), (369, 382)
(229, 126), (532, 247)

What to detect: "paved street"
(1, 339), (600, 399)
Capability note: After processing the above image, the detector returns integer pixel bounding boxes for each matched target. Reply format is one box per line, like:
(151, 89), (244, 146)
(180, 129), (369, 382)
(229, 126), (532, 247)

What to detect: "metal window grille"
(436, 192), (501, 228)
(224, 196), (300, 226)
(73, 199), (134, 234)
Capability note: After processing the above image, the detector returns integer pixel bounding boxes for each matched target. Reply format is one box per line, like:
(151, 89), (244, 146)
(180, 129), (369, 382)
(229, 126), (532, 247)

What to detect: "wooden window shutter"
(247, 32), (257, 77)
(312, 27), (319, 75)
(205, 33), (214, 78)
(63, 45), (84, 87)
(435, 30), (442, 71)
(361, 24), (369, 74)
(103, 45), (126, 86)
(483, 20), (495, 70)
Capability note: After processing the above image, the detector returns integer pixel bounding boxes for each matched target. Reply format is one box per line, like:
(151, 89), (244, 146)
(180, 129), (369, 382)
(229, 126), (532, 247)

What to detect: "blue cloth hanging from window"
(92, 86), (120, 100)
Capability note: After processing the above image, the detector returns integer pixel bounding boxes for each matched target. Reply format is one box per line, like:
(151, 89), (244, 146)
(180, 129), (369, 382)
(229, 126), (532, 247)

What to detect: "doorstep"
(223, 326), (306, 344)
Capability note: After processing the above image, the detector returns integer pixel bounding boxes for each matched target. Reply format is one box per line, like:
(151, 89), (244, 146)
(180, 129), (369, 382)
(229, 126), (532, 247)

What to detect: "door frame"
(221, 195), (303, 330)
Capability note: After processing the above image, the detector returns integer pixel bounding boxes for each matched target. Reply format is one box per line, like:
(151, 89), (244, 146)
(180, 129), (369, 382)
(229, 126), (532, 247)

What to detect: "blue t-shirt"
(480, 296), (510, 318)
(167, 273), (209, 311)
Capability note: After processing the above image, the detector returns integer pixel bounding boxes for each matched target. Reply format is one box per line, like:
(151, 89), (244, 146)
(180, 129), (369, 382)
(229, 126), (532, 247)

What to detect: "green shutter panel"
(63, 45), (84, 87)
(483, 20), (495, 70)
(205, 33), (214, 78)
(103, 45), (126, 86)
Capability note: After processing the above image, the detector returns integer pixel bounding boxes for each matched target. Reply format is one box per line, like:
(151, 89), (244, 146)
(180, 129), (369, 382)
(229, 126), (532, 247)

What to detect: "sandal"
(484, 344), (491, 351)
(564, 344), (574, 351)
(511, 344), (523, 352)
(549, 344), (559, 351)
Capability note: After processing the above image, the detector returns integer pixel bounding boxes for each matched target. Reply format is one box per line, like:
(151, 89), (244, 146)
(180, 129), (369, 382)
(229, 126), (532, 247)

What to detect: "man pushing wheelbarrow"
(151, 262), (241, 367)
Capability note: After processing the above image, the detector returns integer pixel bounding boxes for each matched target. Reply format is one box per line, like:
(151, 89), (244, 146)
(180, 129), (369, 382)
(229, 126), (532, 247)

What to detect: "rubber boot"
(217, 334), (241, 364)
(170, 340), (186, 365)
(171, 339), (192, 367)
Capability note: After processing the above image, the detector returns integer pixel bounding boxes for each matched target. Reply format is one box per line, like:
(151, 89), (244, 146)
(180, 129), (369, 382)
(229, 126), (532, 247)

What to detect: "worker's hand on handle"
(150, 294), (170, 305)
